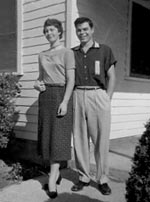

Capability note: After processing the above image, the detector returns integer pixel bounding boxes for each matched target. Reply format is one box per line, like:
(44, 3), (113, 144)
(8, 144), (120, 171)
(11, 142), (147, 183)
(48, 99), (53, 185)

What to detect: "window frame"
(16, 0), (23, 75)
(125, 0), (150, 82)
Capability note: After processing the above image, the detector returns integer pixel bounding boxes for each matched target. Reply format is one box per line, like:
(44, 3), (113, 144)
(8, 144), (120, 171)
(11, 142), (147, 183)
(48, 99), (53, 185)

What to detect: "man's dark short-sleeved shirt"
(72, 42), (116, 90)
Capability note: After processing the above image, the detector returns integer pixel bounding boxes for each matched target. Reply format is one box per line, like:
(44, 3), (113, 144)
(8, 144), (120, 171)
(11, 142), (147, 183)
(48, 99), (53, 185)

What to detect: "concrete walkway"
(0, 136), (139, 202)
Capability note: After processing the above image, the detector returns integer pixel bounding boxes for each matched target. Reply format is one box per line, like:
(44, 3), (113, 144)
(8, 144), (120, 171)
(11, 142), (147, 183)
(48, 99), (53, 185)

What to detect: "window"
(0, 0), (22, 74)
(130, 2), (150, 79)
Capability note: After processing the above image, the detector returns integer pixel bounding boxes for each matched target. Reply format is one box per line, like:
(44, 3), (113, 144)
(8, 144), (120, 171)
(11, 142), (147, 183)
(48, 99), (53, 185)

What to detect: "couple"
(34, 17), (116, 199)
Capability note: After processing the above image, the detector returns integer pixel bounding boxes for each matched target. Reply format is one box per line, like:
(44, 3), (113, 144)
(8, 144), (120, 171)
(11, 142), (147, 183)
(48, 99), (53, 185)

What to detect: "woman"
(34, 18), (75, 198)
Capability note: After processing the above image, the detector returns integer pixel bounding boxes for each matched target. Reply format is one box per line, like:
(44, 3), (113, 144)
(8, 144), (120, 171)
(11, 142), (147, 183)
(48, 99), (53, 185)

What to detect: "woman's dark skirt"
(37, 85), (73, 162)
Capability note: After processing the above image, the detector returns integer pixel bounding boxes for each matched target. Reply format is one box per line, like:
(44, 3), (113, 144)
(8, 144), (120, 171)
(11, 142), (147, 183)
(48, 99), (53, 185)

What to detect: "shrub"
(125, 119), (150, 202)
(0, 73), (21, 148)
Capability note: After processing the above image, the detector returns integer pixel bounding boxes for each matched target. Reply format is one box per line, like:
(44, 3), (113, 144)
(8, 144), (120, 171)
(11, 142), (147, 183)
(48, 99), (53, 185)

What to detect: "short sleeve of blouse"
(64, 49), (75, 70)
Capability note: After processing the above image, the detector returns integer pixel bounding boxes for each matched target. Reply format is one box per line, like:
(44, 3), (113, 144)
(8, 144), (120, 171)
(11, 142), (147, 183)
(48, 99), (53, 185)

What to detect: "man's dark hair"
(43, 18), (63, 39)
(74, 17), (94, 28)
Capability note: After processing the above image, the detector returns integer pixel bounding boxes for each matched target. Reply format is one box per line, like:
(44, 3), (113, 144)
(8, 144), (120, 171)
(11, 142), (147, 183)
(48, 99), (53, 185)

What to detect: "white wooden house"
(1, 0), (150, 160)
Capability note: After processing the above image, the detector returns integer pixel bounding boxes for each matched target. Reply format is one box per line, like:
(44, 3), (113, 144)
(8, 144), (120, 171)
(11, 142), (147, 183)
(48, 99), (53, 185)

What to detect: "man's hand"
(106, 65), (116, 100)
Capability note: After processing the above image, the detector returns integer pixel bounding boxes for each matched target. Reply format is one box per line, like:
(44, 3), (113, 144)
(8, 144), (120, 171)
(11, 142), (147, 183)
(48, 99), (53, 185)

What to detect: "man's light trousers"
(73, 88), (111, 184)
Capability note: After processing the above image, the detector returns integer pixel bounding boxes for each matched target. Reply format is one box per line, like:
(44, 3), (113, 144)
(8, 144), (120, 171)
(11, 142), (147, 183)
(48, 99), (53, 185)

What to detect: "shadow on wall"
(12, 100), (42, 163)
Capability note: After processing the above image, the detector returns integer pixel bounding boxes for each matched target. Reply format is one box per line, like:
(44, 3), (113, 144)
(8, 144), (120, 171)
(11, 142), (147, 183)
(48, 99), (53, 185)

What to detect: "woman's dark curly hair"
(43, 18), (63, 39)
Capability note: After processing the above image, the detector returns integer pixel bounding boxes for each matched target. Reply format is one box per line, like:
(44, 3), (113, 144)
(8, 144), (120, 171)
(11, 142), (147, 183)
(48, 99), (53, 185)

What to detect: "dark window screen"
(130, 2), (150, 79)
(0, 0), (17, 72)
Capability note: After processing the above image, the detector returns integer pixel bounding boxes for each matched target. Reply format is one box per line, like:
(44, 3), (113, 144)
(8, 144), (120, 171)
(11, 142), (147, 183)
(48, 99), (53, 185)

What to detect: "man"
(71, 17), (116, 195)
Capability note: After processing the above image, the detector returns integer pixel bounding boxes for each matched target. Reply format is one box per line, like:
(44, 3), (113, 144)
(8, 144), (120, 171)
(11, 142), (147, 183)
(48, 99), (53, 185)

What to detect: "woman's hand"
(34, 80), (46, 92)
(57, 101), (68, 117)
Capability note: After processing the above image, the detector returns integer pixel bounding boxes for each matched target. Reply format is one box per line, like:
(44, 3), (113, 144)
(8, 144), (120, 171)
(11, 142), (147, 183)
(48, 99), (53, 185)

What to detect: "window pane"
(130, 2), (150, 79)
(0, 0), (17, 72)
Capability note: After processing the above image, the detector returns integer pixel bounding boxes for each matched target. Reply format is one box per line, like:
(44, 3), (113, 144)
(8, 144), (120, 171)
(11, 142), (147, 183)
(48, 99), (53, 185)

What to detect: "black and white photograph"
(0, 0), (150, 202)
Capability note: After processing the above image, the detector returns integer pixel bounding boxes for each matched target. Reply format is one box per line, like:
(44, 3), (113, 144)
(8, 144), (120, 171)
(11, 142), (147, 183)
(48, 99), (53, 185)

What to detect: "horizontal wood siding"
(111, 92), (150, 139)
(15, 0), (66, 140)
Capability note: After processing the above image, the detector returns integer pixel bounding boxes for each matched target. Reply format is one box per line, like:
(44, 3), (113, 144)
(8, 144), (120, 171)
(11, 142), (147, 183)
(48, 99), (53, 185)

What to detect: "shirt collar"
(73, 41), (100, 51)
(93, 41), (100, 48)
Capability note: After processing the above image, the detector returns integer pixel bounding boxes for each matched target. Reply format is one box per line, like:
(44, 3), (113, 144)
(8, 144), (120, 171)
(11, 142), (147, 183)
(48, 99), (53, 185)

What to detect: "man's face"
(75, 22), (94, 44)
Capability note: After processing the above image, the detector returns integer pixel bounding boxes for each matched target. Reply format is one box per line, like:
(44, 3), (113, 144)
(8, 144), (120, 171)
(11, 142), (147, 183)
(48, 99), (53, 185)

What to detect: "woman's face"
(44, 25), (60, 44)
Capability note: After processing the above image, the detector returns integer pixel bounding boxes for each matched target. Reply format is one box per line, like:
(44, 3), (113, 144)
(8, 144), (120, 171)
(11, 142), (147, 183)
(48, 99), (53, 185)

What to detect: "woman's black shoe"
(56, 174), (62, 185)
(43, 174), (62, 190)
(47, 190), (58, 199)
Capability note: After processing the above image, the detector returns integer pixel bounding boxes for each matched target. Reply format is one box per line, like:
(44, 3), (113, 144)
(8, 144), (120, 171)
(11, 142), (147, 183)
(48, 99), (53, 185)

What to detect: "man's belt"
(76, 86), (101, 90)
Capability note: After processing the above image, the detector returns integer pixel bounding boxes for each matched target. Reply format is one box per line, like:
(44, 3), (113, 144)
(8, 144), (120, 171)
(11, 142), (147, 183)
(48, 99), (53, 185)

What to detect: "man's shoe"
(98, 183), (111, 195)
(71, 180), (90, 191)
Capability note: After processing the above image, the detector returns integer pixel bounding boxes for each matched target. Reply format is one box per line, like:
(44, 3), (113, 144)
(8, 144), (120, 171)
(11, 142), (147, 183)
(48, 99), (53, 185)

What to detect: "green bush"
(126, 119), (150, 202)
(0, 73), (21, 148)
